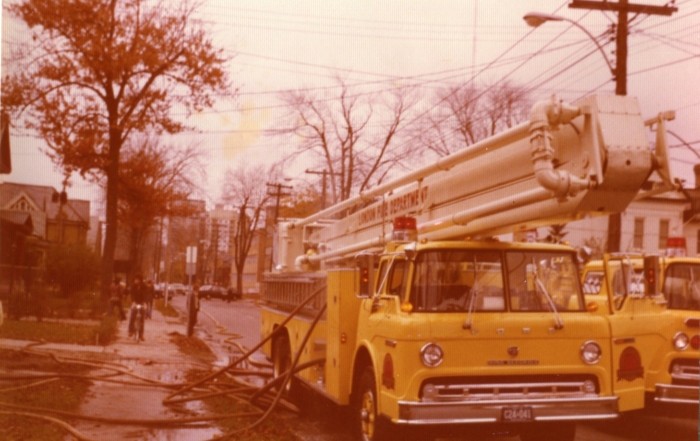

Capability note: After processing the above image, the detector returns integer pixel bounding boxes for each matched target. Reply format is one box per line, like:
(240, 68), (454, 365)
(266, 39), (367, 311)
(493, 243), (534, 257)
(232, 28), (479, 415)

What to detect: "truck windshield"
(663, 263), (700, 310)
(506, 251), (584, 312)
(409, 250), (504, 312)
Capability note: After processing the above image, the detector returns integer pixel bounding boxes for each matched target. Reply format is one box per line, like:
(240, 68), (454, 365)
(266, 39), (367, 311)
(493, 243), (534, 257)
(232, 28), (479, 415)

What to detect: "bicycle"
(132, 303), (145, 342)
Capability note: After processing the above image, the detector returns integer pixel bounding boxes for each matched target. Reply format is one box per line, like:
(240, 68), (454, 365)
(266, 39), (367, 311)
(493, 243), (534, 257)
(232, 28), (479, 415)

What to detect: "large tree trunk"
(236, 263), (244, 298)
(101, 126), (121, 303)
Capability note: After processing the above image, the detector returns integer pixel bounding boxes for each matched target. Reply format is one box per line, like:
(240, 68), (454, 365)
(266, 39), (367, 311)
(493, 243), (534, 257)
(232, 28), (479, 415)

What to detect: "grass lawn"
(169, 331), (217, 362)
(155, 298), (179, 317)
(0, 316), (119, 346)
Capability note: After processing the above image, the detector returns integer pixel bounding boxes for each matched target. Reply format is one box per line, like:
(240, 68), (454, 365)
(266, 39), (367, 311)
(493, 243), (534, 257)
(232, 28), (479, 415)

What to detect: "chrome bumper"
(397, 396), (619, 425)
(654, 384), (699, 405)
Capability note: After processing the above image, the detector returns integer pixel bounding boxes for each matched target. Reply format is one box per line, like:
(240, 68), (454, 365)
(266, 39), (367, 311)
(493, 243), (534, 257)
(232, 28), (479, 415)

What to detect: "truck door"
(603, 256), (667, 412)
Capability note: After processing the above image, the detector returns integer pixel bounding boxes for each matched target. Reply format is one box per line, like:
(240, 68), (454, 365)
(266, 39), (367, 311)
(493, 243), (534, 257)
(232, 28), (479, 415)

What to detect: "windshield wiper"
(463, 257), (479, 330)
(532, 259), (564, 330)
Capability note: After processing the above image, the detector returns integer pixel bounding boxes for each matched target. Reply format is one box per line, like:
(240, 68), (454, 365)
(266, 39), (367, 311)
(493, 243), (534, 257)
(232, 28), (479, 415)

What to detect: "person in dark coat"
(187, 283), (200, 337)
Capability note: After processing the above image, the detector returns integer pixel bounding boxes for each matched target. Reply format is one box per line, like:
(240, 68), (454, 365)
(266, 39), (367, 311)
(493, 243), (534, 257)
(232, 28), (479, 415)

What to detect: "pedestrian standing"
(128, 275), (147, 340)
(187, 283), (200, 337)
(145, 279), (155, 319)
(107, 277), (126, 320)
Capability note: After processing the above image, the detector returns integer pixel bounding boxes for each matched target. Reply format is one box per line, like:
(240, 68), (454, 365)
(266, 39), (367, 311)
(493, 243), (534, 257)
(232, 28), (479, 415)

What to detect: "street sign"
(186, 246), (197, 276)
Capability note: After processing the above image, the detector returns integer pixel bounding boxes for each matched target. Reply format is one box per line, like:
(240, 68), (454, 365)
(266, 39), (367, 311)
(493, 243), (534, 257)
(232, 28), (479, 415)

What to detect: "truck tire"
(354, 367), (394, 441)
(519, 422), (575, 441)
(272, 335), (294, 396)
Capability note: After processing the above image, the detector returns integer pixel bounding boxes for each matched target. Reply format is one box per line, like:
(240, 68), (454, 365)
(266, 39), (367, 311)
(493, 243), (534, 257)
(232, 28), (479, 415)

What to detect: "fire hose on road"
(1, 287), (327, 441)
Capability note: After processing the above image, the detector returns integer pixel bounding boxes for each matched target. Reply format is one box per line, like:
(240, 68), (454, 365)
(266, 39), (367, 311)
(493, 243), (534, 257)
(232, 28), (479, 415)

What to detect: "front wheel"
(135, 313), (144, 342)
(353, 367), (395, 441)
(519, 422), (575, 441)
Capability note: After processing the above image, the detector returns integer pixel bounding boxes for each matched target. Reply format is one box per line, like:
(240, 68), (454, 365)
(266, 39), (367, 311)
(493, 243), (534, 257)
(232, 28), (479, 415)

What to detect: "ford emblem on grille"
(508, 346), (519, 358)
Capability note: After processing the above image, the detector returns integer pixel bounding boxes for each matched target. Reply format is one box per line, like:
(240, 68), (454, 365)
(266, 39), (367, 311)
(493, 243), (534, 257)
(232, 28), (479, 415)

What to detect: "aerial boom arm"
(278, 94), (676, 272)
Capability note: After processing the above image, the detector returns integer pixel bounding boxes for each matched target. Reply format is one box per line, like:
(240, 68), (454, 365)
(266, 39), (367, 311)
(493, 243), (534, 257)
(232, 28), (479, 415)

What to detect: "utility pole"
(305, 169), (342, 210)
(266, 182), (293, 223)
(569, 0), (677, 252)
(569, 0), (677, 96)
(266, 182), (292, 272)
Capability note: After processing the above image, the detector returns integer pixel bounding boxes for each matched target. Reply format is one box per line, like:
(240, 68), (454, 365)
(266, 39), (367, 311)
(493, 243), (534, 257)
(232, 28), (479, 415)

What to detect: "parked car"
(199, 285), (226, 299)
(226, 286), (242, 300)
(153, 283), (165, 299)
(168, 283), (187, 296)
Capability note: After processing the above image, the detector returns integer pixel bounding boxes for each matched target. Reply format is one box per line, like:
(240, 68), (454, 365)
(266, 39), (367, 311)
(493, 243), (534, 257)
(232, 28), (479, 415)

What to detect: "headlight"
(420, 342), (444, 367)
(673, 332), (689, 351)
(580, 341), (602, 365)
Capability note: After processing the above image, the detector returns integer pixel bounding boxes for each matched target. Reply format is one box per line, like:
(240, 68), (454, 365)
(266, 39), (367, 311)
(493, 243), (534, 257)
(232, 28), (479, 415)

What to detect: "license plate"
(502, 406), (533, 422)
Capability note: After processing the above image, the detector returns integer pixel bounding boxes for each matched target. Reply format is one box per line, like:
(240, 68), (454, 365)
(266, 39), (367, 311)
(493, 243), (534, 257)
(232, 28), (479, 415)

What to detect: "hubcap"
(361, 390), (375, 439)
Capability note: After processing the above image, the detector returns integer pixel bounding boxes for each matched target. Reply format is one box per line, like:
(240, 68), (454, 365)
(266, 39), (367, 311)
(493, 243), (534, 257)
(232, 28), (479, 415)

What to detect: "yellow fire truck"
(581, 242), (700, 412)
(260, 94), (678, 441)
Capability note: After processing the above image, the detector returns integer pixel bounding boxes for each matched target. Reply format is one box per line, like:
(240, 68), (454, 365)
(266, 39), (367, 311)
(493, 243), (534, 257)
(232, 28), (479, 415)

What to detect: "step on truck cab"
(260, 94), (679, 441)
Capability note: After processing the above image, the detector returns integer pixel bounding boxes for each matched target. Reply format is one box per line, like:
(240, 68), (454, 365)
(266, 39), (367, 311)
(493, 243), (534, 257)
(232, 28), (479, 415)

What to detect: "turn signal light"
(691, 335), (699, 350)
(586, 302), (599, 312)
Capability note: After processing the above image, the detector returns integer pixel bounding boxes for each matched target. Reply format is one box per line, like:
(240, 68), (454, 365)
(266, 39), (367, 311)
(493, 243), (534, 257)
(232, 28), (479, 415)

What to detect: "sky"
(2, 0), (699, 217)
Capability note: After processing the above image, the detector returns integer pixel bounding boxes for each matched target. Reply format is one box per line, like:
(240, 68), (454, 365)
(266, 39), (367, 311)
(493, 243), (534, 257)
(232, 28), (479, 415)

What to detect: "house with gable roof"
(0, 182), (92, 302)
(0, 182), (90, 245)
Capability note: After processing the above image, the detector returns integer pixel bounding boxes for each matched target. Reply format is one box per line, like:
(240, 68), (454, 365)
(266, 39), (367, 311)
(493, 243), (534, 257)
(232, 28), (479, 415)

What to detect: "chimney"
(694, 164), (700, 189)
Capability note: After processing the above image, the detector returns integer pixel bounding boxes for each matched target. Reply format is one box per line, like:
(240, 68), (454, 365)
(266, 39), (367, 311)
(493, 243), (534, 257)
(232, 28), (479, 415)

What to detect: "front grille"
(670, 359), (700, 387)
(420, 375), (599, 403)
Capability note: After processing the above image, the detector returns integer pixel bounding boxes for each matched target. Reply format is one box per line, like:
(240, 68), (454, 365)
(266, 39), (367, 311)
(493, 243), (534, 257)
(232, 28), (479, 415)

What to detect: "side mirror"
(644, 255), (659, 297)
(355, 252), (376, 298)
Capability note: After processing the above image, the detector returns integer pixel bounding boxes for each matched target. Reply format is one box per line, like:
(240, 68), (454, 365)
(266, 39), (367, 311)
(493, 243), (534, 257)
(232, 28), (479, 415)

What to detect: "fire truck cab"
(581, 239), (700, 411)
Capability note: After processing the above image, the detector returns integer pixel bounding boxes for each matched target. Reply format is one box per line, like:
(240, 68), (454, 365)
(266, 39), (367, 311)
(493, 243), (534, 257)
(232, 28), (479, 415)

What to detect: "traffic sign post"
(185, 246), (198, 337)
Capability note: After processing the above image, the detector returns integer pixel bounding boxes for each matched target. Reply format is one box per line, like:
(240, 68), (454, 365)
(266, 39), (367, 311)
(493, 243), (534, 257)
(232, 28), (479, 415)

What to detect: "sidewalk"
(0, 309), (226, 441)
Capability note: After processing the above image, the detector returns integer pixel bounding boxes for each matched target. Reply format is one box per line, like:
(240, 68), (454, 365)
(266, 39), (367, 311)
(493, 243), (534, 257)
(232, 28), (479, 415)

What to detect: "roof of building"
(0, 181), (90, 225)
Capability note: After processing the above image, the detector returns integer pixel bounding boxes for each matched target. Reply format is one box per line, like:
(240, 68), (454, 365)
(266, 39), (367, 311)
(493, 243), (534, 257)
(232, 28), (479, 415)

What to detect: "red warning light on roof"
(666, 237), (687, 257)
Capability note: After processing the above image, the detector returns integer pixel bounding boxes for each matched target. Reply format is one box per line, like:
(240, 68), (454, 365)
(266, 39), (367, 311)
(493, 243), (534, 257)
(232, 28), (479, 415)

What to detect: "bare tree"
(414, 84), (481, 157)
(117, 135), (204, 280)
(278, 78), (419, 205)
(221, 163), (279, 296)
(2, 0), (232, 298)
(482, 81), (531, 137)
(415, 81), (531, 157)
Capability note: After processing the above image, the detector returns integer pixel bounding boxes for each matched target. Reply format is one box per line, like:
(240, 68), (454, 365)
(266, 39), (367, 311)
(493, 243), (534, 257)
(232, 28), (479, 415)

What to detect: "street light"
(523, 12), (616, 76)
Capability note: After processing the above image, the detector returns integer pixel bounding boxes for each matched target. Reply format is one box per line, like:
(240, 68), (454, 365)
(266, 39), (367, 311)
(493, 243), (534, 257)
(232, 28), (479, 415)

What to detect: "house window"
(659, 219), (669, 249)
(633, 217), (645, 250)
